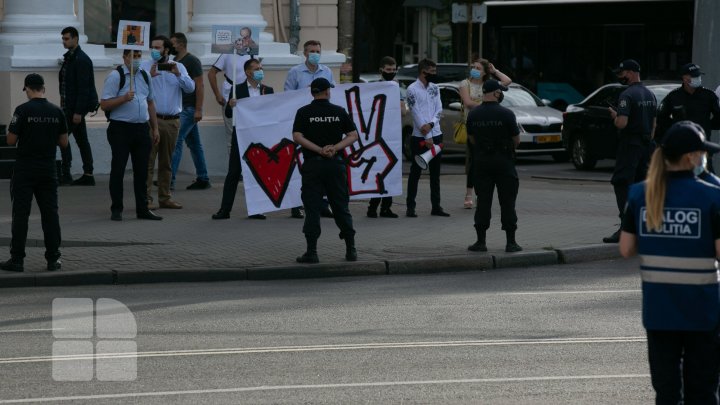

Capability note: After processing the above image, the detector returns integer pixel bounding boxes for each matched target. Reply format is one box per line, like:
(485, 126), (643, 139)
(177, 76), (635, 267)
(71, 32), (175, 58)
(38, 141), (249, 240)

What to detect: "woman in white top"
(459, 58), (512, 208)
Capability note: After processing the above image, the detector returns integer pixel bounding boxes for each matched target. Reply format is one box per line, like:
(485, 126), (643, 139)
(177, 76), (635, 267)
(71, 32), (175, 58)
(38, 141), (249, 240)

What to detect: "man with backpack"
(100, 49), (162, 221)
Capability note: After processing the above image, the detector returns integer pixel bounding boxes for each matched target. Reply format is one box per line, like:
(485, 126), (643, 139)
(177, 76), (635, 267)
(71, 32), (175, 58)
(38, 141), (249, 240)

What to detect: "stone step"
(0, 146), (17, 160)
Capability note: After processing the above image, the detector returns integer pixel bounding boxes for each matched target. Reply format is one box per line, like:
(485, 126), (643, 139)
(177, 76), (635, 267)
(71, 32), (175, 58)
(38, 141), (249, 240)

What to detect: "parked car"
(561, 81), (676, 170)
(401, 82), (567, 161)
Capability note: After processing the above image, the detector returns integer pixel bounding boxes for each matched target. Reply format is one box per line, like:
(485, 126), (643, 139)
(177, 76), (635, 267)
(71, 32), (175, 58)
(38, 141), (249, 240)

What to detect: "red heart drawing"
(243, 138), (298, 207)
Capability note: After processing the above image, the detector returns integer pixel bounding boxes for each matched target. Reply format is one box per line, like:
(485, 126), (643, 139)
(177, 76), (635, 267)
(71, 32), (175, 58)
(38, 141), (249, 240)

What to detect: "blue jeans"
(171, 106), (209, 185)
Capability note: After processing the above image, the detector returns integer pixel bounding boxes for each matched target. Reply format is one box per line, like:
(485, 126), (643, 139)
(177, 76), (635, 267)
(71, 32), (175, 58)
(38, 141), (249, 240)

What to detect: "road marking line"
(501, 290), (640, 296)
(0, 374), (652, 403)
(0, 328), (59, 333)
(0, 337), (646, 364)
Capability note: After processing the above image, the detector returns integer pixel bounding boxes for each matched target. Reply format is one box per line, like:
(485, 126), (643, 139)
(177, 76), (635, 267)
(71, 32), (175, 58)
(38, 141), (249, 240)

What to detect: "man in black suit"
(212, 59), (273, 220)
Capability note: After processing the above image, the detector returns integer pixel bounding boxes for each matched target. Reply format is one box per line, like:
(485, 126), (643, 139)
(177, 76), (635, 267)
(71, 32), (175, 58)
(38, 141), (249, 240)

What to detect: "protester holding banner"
(142, 35), (194, 211)
(292, 78), (359, 263)
(405, 58), (449, 218)
(100, 49), (162, 221)
(213, 59), (273, 221)
(208, 50), (250, 154)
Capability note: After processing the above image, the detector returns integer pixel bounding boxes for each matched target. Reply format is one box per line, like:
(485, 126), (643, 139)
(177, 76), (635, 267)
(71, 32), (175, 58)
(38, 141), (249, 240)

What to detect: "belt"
(306, 155), (344, 161)
(157, 114), (179, 120)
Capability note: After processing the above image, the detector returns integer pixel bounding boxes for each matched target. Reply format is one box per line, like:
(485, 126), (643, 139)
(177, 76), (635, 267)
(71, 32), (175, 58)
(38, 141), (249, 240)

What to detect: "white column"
(187, 0), (302, 66)
(0, 0), (112, 68)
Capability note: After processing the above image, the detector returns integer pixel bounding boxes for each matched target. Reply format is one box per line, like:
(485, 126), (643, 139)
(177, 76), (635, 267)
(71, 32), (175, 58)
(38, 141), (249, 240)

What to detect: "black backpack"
(104, 65), (150, 121)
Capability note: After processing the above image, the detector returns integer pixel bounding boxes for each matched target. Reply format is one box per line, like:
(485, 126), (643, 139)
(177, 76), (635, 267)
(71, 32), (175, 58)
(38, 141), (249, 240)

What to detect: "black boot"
(468, 225), (487, 252)
(505, 230), (523, 253)
(0, 257), (24, 272)
(345, 235), (357, 262)
(296, 236), (319, 263)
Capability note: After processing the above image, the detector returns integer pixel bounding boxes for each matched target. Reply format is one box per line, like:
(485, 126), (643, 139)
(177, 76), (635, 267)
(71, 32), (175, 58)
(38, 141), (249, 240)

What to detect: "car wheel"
(571, 135), (597, 170)
(402, 126), (413, 161)
(551, 152), (569, 162)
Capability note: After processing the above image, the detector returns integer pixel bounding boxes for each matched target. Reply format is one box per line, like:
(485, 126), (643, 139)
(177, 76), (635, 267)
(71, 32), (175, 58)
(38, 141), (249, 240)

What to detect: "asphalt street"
(0, 258), (653, 404)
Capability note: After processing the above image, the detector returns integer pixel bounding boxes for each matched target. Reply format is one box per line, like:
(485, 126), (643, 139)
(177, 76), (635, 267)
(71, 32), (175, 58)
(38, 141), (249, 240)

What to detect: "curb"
(0, 244), (622, 288)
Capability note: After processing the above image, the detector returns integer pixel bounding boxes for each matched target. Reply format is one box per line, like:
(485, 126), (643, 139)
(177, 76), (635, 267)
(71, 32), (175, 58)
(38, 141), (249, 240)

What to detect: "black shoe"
(111, 211), (122, 221)
(367, 209), (378, 218)
(212, 209), (230, 219)
(346, 247), (357, 262)
(137, 210), (163, 220)
(468, 242), (488, 252)
(0, 258), (23, 272)
(291, 208), (305, 219)
(603, 229), (621, 244)
(187, 180), (211, 190)
(320, 207), (334, 218)
(296, 252), (319, 263)
(431, 208), (451, 217)
(47, 259), (62, 271)
(406, 209), (417, 218)
(379, 209), (398, 218)
(248, 214), (266, 220)
(505, 243), (523, 253)
(71, 175), (95, 186)
(59, 174), (73, 186)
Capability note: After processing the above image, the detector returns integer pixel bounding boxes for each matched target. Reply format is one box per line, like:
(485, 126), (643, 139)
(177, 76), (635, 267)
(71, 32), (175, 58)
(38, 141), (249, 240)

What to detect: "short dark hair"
(61, 26), (79, 38)
(170, 32), (188, 47)
(303, 40), (322, 51)
(152, 35), (172, 51)
(418, 58), (436, 74)
(244, 58), (260, 72)
(379, 56), (397, 68)
(123, 49), (141, 56)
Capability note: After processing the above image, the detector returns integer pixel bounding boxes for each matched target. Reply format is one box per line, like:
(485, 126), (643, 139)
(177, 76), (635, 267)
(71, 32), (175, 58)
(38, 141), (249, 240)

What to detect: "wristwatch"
(428, 122), (435, 129)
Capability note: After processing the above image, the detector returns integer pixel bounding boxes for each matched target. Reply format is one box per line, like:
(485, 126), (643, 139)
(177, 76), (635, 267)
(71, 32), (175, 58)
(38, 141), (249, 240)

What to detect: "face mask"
(150, 49), (162, 62)
(470, 68), (482, 79)
(381, 71), (396, 81)
(425, 73), (439, 83)
(690, 77), (702, 88)
(496, 92), (505, 103)
(618, 76), (629, 85)
(307, 52), (321, 65)
(131, 59), (141, 71)
(169, 46), (177, 56)
(694, 154), (707, 176)
(252, 70), (264, 82)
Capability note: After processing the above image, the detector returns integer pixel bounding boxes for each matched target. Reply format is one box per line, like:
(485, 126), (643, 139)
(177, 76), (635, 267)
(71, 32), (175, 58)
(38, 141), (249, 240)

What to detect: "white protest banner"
(234, 82), (403, 216)
(116, 20), (150, 51)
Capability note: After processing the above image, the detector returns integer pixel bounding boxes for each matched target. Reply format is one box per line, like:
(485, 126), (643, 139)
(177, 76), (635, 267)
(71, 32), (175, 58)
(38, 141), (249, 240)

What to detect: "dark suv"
(561, 82), (676, 170)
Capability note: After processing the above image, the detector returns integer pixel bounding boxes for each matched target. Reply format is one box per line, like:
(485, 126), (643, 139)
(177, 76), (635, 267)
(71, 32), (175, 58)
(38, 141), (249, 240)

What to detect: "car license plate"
(535, 135), (561, 143)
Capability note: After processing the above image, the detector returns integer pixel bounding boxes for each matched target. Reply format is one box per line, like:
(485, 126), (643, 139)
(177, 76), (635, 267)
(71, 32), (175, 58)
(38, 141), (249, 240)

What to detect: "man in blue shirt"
(100, 50), (162, 221)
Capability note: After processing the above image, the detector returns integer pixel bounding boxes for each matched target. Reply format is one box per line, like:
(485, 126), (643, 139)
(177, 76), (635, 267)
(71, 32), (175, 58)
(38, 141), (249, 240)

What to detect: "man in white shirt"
(405, 58), (449, 217)
(208, 51), (251, 153)
(142, 35), (195, 210)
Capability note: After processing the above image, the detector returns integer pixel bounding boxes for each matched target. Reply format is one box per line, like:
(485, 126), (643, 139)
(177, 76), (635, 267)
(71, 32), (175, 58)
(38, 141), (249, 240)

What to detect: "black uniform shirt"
(466, 101), (519, 154)
(657, 86), (720, 141)
(9, 98), (67, 166)
(292, 99), (356, 160)
(617, 82), (657, 139)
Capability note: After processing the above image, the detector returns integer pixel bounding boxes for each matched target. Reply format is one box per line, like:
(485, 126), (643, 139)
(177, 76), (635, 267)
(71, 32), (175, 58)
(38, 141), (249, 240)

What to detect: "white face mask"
(690, 76), (702, 88)
(694, 153), (707, 176)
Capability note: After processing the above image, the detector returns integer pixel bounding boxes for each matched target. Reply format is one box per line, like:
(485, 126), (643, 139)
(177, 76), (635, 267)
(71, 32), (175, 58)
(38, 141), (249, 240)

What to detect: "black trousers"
(220, 131), (242, 212)
(368, 197), (392, 212)
(473, 153), (519, 232)
(646, 329), (720, 405)
(406, 135), (442, 211)
(107, 121), (151, 214)
(301, 158), (355, 240)
(611, 139), (652, 219)
(9, 162), (61, 261)
(60, 113), (94, 175)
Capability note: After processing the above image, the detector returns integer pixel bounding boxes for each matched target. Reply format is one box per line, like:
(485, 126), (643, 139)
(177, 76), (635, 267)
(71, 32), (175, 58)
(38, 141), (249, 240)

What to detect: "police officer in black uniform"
(0, 74), (68, 272)
(657, 63), (720, 171)
(292, 78), (360, 263)
(604, 59), (657, 244)
(466, 80), (522, 253)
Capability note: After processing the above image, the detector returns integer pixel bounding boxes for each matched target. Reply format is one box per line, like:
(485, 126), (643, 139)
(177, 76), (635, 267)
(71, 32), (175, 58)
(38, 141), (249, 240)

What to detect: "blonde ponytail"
(645, 148), (667, 232)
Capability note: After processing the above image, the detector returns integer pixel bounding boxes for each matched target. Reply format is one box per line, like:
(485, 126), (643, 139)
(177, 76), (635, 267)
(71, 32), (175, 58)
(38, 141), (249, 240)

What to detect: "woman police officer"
(620, 120), (720, 403)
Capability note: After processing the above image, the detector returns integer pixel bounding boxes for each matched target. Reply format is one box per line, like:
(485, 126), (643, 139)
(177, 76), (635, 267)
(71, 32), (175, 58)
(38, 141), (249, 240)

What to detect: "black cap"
(23, 73), (44, 90)
(612, 59), (641, 74)
(680, 63), (704, 77)
(482, 79), (508, 93)
(310, 78), (334, 94)
(661, 121), (720, 158)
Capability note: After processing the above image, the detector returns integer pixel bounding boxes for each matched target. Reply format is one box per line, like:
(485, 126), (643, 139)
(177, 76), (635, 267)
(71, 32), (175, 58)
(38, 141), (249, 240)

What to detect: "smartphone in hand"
(157, 63), (173, 71)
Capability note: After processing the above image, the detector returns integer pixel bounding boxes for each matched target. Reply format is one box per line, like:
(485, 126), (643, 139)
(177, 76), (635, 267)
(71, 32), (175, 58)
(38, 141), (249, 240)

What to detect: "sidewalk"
(0, 162), (624, 287)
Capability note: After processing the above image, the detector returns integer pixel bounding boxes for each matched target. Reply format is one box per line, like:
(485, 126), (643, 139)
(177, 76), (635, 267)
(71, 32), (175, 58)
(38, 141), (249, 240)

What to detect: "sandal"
(464, 195), (474, 209)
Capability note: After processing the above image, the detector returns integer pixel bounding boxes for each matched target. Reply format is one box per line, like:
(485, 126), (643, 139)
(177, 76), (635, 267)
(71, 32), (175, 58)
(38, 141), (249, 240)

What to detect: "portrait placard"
(116, 20), (150, 50)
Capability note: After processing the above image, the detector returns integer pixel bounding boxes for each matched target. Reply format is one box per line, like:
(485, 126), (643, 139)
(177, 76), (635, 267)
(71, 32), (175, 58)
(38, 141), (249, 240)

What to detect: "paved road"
(0, 258), (653, 404)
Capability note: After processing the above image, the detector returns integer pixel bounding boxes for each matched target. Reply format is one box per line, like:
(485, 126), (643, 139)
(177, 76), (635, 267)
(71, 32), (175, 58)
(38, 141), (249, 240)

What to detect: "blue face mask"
(253, 70), (264, 82)
(694, 154), (707, 176)
(150, 49), (162, 62)
(470, 68), (482, 79)
(131, 59), (141, 71)
(307, 52), (321, 65)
